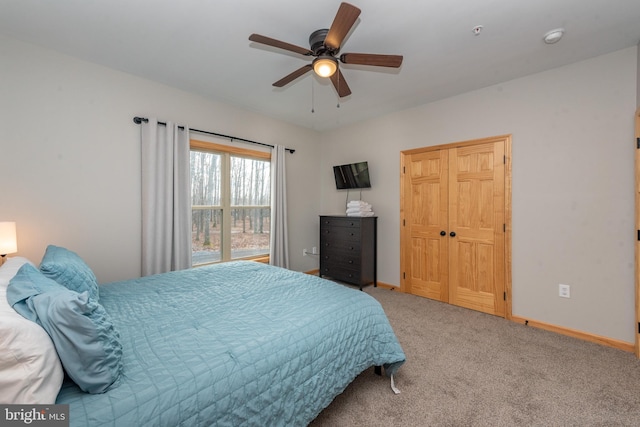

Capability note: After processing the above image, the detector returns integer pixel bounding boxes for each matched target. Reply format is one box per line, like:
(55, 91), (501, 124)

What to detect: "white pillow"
(0, 257), (64, 404)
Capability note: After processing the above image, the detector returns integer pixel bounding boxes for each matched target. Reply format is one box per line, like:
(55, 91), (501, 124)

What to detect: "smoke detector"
(543, 28), (565, 44)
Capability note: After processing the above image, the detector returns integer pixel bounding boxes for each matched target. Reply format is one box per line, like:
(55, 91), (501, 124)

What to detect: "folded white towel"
(346, 207), (372, 214)
(347, 211), (375, 217)
(347, 201), (371, 207)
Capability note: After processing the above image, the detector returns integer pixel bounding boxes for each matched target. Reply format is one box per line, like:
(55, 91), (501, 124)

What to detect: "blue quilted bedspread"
(55, 261), (405, 426)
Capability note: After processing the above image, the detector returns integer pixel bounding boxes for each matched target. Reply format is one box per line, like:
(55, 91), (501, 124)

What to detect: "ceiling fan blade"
(340, 53), (403, 68)
(324, 2), (361, 51)
(273, 64), (313, 87)
(249, 34), (313, 56)
(329, 69), (352, 98)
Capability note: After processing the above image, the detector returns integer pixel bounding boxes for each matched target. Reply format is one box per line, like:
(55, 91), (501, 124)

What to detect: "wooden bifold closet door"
(400, 135), (511, 317)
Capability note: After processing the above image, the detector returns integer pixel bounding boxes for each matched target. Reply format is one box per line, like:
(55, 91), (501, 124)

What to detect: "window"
(190, 140), (271, 266)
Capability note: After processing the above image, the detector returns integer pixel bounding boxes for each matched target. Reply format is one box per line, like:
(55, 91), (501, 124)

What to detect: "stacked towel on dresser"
(346, 200), (375, 217)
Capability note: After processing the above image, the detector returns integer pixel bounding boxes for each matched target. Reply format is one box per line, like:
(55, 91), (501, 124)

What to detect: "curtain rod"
(132, 117), (295, 154)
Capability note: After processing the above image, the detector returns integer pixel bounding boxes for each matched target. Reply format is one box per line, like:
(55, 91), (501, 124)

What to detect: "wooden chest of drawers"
(319, 215), (377, 289)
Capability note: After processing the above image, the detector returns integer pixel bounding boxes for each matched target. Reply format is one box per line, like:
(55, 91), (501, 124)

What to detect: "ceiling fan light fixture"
(313, 56), (338, 78)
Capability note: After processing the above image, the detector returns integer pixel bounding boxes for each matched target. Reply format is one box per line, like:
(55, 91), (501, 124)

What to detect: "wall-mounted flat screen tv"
(333, 161), (371, 189)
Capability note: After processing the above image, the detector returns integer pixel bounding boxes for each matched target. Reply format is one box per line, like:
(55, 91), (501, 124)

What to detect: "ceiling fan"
(248, 2), (403, 98)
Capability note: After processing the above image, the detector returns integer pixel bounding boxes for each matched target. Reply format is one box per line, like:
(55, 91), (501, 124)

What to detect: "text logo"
(1, 405), (69, 426)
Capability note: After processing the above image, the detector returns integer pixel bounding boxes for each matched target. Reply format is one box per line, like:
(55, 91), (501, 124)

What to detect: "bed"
(0, 246), (405, 426)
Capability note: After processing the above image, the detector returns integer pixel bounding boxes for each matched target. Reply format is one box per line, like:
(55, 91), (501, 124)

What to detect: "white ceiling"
(2, 0), (640, 132)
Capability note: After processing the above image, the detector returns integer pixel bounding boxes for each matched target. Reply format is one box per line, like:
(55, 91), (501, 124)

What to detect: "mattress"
(55, 261), (405, 426)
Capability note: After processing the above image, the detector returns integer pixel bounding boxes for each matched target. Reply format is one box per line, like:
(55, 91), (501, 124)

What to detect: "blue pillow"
(7, 264), (123, 394)
(40, 245), (99, 301)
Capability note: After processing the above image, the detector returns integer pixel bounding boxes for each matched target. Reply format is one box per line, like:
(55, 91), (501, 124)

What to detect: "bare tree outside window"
(190, 144), (270, 266)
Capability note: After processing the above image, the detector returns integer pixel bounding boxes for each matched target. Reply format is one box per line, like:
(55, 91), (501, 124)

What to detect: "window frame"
(190, 139), (271, 266)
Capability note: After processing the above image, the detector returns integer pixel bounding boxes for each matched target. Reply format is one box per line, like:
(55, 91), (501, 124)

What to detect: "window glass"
(190, 143), (270, 266)
(192, 208), (222, 265)
(229, 156), (270, 260)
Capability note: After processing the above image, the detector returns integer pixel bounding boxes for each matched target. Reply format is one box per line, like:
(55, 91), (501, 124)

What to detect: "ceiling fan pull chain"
(311, 78), (315, 113)
(337, 72), (341, 109)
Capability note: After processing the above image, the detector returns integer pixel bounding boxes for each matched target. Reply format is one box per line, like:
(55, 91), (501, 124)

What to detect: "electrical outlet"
(312, 246), (317, 255)
(559, 284), (570, 298)
(303, 248), (307, 256)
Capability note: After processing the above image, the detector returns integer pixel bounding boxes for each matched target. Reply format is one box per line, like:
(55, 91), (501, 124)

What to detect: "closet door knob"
(450, 231), (456, 237)
(440, 231), (446, 236)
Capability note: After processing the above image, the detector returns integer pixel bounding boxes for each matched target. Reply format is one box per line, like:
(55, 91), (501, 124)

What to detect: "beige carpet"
(311, 286), (640, 426)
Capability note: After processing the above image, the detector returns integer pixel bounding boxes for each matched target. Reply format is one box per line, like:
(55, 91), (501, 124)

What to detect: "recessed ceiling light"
(543, 28), (565, 44)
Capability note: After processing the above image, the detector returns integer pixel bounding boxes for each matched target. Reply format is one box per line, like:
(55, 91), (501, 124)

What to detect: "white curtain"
(269, 145), (289, 268)
(141, 118), (192, 276)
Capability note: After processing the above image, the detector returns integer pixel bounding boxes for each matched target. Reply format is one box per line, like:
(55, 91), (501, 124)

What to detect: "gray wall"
(320, 47), (637, 343)
(0, 35), (322, 282)
(1, 33), (637, 345)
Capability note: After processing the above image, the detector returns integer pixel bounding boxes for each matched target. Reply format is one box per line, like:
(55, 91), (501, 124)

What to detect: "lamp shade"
(0, 222), (18, 256)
